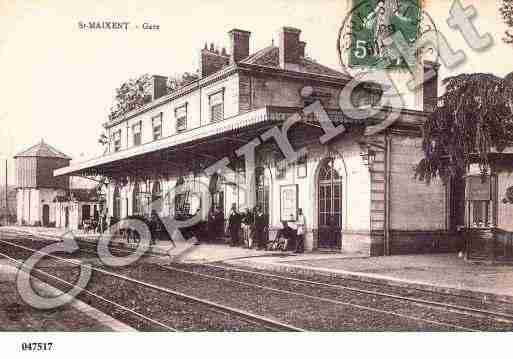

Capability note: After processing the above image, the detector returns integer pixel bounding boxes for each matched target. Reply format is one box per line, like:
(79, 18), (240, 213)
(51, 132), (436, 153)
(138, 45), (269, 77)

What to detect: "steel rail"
(0, 251), (177, 331)
(0, 238), (303, 332)
(197, 262), (513, 324)
(157, 263), (488, 331)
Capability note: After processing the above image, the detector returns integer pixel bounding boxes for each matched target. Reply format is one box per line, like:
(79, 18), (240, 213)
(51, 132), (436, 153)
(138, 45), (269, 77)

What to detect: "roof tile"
(15, 140), (71, 159)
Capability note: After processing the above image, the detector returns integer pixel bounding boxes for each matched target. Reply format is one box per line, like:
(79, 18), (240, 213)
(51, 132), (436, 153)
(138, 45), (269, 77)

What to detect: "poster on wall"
(280, 184), (298, 221)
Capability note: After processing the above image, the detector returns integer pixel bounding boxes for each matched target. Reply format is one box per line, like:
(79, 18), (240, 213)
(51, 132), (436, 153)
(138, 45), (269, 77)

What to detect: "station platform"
(229, 253), (513, 305)
(2, 226), (513, 304)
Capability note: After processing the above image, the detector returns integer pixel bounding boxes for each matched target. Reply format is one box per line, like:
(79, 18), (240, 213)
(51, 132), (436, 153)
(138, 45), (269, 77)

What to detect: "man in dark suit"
(228, 203), (242, 246)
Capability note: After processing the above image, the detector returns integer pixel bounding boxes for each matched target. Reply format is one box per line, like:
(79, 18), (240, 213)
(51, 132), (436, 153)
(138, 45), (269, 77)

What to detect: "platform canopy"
(53, 105), (419, 180)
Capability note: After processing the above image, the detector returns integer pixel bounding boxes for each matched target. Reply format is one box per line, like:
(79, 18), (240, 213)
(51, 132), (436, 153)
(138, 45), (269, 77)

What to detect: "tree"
(108, 72), (199, 120)
(415, 72), (513, 183)
(501, 0), (513, 44)
(109, 74), (153, 120)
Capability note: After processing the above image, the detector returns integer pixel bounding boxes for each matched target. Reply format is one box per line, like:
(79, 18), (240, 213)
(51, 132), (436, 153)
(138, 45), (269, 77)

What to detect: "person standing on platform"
(295, 208), (306, 254)
(228, 203), (242, 246)
(207, 207), (217, 243)
(254, 206), (267, 250)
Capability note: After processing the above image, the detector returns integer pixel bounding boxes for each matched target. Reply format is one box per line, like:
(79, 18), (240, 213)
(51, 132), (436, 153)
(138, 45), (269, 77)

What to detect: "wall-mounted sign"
(280, 184), (298, 222)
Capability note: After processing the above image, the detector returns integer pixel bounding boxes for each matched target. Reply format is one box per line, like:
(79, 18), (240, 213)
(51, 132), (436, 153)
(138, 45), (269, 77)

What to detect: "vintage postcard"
(1, 0), (512, 357)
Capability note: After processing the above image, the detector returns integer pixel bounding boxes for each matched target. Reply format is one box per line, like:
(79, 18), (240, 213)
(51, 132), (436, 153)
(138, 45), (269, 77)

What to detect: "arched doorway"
(42, 204), (50, 226)
(318, 158), (342, 249)
(256, 167), (269, 215)
(113, 186), (121, 220)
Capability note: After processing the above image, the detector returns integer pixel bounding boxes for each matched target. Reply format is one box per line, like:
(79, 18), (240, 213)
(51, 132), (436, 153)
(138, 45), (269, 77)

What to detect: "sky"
(0, 0), (512, 184)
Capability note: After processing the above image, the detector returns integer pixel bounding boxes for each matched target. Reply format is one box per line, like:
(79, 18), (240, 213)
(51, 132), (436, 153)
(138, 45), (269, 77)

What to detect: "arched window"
(318, 158), (342, 249)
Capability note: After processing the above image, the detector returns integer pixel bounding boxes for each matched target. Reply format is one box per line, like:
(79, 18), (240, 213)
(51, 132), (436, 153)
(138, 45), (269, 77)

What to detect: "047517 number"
(21, 342), (53, 351)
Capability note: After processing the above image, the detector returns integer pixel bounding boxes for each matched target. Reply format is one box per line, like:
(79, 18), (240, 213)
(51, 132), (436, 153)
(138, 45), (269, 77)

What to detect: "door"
(42, 205), (50, 226)
(318, 158), (342, 249)
(256, 167), (269, 215)
(82, 204), (91, 221)
(65, 207), (69, 228)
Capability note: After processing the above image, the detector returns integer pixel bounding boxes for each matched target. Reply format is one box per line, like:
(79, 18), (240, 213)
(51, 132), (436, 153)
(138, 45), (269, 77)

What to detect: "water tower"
(14, 139), (70, 226)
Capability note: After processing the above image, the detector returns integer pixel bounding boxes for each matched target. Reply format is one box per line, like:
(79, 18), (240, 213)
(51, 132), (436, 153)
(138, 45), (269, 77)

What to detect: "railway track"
(151, 262), (513, 331)
(2, 232), (513, 331)
(0, 251), (177, 331)
(0, 238), (303, 332)
(191, 262), (513, 322)
(69, 238), (513, 330)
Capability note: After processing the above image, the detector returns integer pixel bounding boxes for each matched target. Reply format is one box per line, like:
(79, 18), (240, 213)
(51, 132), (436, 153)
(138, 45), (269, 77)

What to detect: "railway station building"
(15, 140), (100, 230)
(54, 26), (461, 256)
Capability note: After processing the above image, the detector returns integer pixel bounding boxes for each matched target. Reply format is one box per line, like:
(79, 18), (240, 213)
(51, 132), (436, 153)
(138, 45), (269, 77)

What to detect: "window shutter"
(175, 105), (187, 131)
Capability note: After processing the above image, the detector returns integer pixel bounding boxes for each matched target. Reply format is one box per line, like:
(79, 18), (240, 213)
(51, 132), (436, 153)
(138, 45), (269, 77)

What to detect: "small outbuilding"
(14, 140), (99, 229)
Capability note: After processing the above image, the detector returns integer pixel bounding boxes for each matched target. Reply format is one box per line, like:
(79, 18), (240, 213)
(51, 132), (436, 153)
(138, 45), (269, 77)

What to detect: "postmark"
(338, 0), (439, 75)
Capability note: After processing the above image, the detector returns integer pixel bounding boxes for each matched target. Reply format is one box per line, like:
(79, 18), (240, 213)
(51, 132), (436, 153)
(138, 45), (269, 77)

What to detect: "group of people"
(227, 203), (306, 254)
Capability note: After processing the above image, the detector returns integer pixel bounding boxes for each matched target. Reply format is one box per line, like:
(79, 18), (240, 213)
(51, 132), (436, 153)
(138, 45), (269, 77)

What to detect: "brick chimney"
(422, 61), (440, 112)
(229, 29), (251, 64)
(279, 27), (302, 69)
(152, 75), (168, 100)
(199, 44), (230, 78)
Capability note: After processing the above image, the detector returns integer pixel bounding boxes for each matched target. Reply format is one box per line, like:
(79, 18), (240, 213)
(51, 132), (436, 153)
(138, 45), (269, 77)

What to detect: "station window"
(276, 163), (286, 179)
(132, 122), (142, 146)
(465, 175), (494, 228)
(113, 130), (121, 152)
(297, 155), (307, 178)
(175, 105), (187, 132)
(153, 113), (162, 140)
(209, 90), (224, 123)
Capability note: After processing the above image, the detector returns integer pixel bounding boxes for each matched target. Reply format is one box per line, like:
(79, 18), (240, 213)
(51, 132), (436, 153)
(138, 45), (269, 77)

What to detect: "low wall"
(389, 230), (462, 255)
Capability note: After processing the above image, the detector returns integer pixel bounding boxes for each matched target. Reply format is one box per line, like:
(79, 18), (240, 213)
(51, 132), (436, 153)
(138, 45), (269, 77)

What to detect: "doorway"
(42, 204), (50, 226)
(256, 167), (269, 215)
(65, 207), (69, 228)
(317, 158), (342, 249)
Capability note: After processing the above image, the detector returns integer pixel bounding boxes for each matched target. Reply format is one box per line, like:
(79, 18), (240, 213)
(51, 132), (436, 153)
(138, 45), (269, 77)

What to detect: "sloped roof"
(14, 140), (71, 159)
(240, 45), (350, 79)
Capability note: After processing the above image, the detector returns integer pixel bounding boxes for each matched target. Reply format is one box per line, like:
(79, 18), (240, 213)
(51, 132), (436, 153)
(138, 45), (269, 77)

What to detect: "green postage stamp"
(349, 0), (422, 69)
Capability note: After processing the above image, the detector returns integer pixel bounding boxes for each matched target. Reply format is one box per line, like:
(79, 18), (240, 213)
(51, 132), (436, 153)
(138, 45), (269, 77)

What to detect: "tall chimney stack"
(152, 75), (168, 100)
(422, 61), (440, 112)
(229, 29), (251, 64)
(279, 27), (302, 69)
